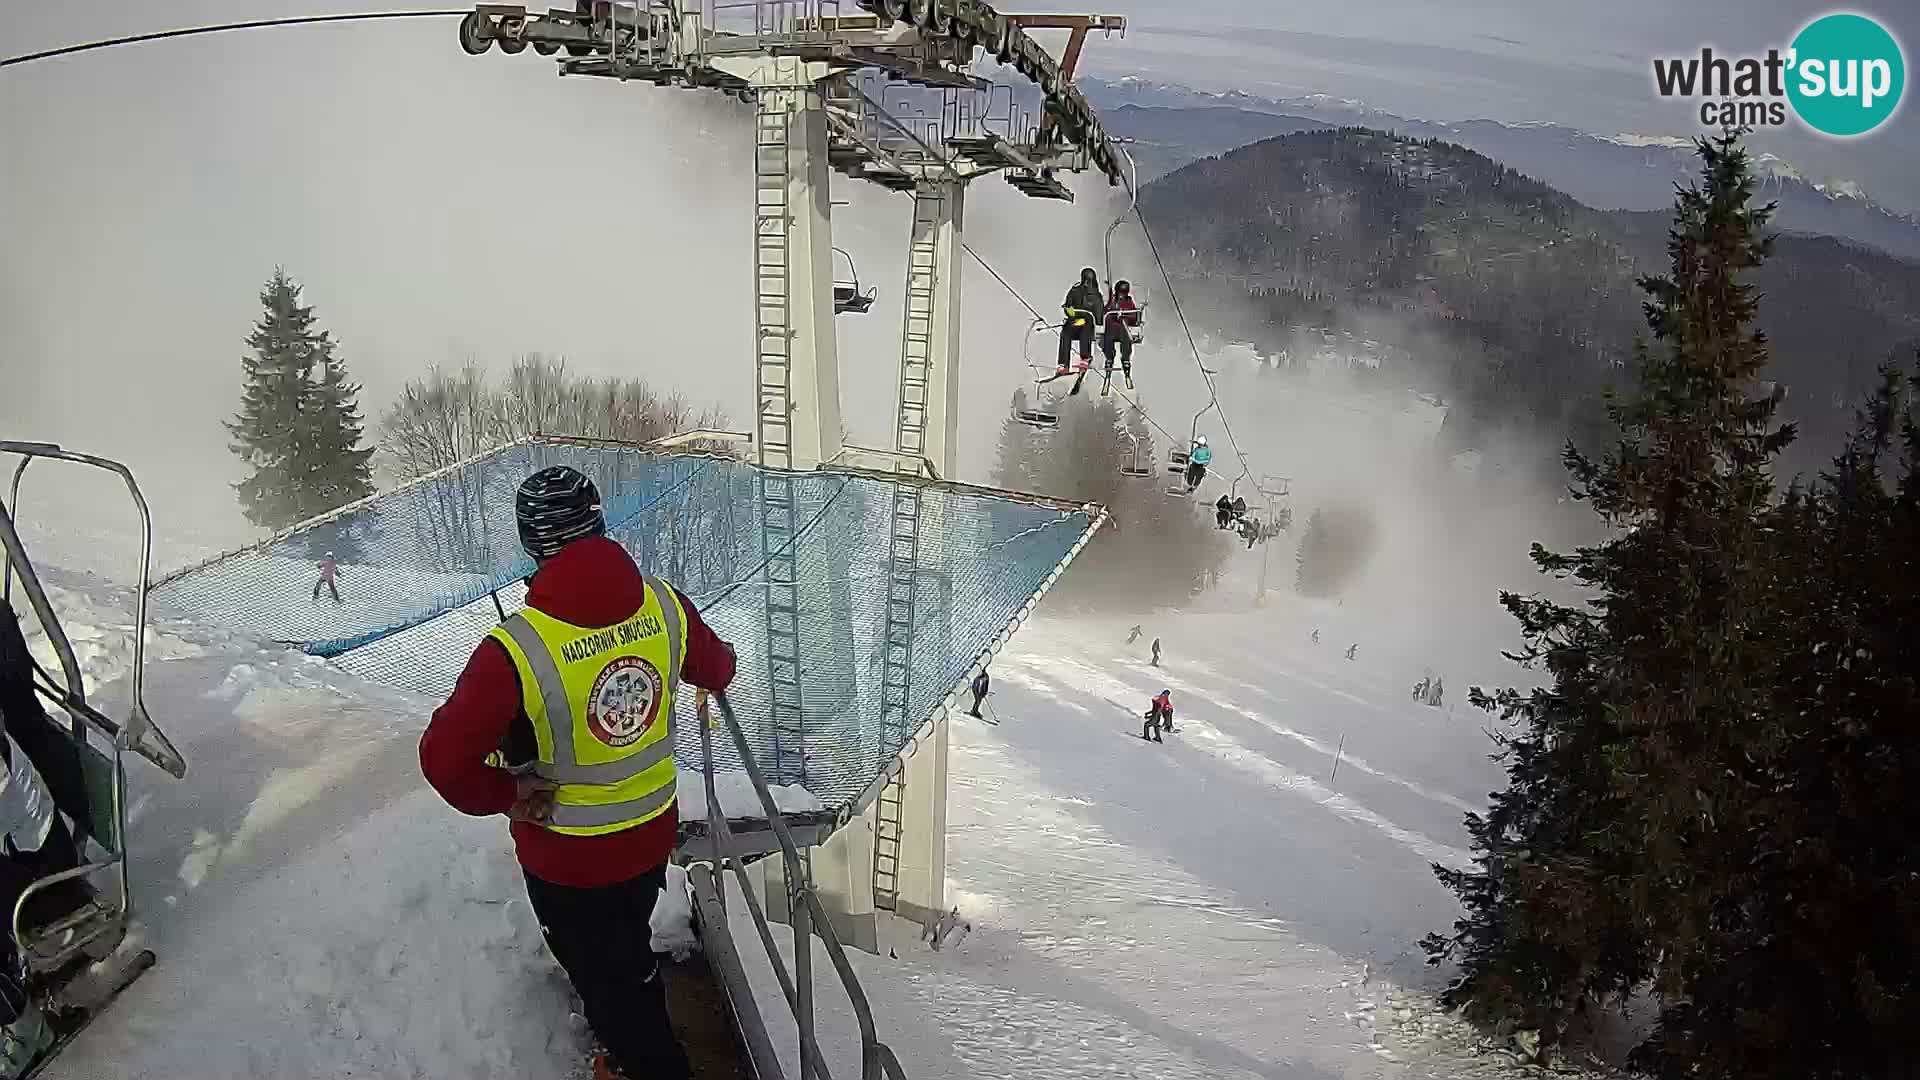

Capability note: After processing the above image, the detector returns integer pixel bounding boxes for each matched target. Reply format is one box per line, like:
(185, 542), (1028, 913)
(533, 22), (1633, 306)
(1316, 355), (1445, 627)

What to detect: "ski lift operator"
(421, 466), (739, 1080)
(1057, 267), (1106, 375)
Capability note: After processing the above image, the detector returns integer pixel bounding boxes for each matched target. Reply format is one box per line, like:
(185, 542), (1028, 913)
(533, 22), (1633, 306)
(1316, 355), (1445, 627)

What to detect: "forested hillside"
(1138, 128), (1920, 472)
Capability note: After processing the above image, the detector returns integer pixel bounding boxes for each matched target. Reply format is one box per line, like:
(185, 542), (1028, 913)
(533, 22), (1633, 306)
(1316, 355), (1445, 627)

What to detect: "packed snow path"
(724, 608), (1570, 1080)
(29, 560), (1577, 1079)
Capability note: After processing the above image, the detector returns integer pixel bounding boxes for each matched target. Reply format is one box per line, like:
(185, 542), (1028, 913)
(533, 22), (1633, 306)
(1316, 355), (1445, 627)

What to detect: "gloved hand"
(509, 774), (558, 823)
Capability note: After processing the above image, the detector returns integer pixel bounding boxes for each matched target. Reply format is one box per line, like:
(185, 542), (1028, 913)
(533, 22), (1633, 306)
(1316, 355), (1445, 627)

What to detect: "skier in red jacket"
(1142, 689), (1174, 741)
(420, 466), (736, 1080)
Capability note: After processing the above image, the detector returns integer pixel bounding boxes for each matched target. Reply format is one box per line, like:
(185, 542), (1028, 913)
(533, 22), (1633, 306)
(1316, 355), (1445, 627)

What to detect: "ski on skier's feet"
(21, 950), (157, 1080)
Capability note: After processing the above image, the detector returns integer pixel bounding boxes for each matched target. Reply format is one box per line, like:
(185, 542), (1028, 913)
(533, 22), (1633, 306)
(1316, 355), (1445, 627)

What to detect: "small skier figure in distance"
(1429, 677), (1444, 708)
(1058, 267), (1104, 380)
(312, 552), (341, 603)
(1185, 437), (1212, 492)
(1311, 628), (1320, 644)
(1345, 643), (1358, 661)
(1099, 279), (1140, 392)
(1150, 637), (1162, 667)
(967, 667), (991, 718)
(1141, 689), (1174, 742)
(1126, 624), (1143, 645)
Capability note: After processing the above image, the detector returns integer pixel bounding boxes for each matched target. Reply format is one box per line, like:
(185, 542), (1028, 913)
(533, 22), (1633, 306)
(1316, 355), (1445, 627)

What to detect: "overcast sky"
(2, 2), (1913, 551)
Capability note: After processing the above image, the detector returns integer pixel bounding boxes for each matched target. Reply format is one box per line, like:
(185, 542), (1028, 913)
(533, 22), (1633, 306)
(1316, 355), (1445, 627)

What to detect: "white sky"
(1, 2), (1913, 548)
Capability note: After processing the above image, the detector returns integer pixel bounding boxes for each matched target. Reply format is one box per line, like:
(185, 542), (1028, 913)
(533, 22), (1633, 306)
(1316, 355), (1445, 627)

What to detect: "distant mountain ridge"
(1086, 76), (1920, 263)
(1135, 127), (1920, 475)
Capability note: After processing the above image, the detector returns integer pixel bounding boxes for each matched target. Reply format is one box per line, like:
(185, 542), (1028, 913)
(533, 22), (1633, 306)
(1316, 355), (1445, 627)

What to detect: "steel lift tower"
(459, 0), (1129, 947)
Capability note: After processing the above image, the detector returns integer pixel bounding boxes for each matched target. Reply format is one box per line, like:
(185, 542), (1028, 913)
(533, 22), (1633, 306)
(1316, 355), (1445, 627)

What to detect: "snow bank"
(51, 789), (591, 1079)
(678, 768), (825, 823)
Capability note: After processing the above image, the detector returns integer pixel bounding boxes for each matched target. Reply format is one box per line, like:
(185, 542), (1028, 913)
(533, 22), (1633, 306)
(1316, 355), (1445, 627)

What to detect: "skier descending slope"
(1140, 689), (1174, 741)
(967, 667), (991, 719)
(420, 466), (739, 1080)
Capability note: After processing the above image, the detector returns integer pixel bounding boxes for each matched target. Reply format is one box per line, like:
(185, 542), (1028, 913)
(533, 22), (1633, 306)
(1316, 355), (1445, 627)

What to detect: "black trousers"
(1057, 321), (1095, 369)
(1186, 463), (1207, 490)
(312, 578), (340, 602)
(1100, 324), (1133, 372)
(969, 688), (987, 716)
(524, 865), (687, 1080)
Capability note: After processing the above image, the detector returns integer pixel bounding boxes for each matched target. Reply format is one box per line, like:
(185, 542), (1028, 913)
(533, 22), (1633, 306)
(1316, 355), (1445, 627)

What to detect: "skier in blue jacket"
(1185, 437), (1213, 492)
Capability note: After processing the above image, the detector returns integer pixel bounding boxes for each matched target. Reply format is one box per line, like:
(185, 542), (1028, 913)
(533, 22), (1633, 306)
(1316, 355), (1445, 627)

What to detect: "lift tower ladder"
(755, 88), (807, 787)
(872, 183), (952, 913)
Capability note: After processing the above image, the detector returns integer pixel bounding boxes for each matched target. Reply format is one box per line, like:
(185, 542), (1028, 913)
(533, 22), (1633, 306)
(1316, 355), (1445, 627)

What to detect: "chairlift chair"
(1119, 433), (1155, 478)
(831, 248), (876, 315)
(0, 441), (188, 1053)
(1114, 300), (1148, 346)
(1014, 406), (1059, 430)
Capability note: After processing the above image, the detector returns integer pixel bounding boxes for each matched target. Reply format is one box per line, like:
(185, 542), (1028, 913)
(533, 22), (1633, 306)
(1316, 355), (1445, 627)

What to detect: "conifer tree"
(1423, 131), (1792, 1057)
(226, 269), (374, 533)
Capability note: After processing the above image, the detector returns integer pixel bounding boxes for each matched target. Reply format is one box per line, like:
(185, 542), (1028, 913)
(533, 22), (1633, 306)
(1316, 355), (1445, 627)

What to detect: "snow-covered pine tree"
(1422, 130), (1794, 1065)
(226, 269), (374, 532)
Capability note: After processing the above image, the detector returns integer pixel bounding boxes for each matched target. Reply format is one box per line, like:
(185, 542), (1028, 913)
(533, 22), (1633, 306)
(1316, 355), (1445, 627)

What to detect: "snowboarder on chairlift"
(1126, 624), (1143, 645)
(1185, 437), (1212, 492)
(1098, 279), (1140, 391)
(312, 553), (341, 603)
(1150, 637), (1162, 667)
(420, 465), (740, 1080)
(967, 667), (990, 718)
(1057, 268), (1105, 378)
(1215, 494), (1235, 530)
(1142, 689), (1174, 741)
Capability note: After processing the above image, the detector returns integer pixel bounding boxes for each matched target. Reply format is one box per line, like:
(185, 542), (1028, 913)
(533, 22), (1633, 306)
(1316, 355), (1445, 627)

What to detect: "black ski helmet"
(1080, 266), (1098, 285)
(1114, 279), (1131, 295)
(516, 465), (605, 561)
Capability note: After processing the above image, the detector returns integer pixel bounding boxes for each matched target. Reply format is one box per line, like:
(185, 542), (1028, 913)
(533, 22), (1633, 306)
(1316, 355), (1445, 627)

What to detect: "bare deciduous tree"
(378, 353), (728, 482)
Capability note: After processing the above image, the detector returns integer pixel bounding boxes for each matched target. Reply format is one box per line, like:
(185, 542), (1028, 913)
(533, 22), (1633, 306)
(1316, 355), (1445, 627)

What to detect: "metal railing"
(696, 690), (909, 1080)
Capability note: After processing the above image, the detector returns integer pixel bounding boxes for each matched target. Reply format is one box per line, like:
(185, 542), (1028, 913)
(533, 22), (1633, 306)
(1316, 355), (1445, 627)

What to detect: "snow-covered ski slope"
(719, 602), (1605, 1080)
(22, 551), (1598, 1079)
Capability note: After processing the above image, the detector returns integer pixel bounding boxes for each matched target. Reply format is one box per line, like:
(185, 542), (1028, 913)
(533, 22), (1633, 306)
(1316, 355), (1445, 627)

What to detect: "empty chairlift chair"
(832, 248), (876, 315)
(1120, 433), (1155, 478)
(1014, 401), (1059, 430)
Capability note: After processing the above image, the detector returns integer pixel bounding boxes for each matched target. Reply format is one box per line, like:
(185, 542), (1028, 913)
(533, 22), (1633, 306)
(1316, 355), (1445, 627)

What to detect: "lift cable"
(1128, 162), (1258, 491)
(0, 10), (467, 70)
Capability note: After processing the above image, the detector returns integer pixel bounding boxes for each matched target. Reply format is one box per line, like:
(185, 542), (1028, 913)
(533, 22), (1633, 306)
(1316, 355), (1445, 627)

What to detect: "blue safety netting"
(153, 438), (1101, 811)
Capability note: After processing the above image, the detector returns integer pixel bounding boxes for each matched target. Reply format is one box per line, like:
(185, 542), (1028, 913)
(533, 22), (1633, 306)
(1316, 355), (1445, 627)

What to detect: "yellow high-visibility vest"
(488, 578), (687, 835)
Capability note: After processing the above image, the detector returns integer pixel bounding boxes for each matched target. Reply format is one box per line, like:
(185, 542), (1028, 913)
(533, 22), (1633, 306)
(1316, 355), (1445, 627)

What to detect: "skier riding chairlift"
(1056, 267), (1104, 380)
(1092, 279), (1142, 395)
(0, 442), (188, 1079)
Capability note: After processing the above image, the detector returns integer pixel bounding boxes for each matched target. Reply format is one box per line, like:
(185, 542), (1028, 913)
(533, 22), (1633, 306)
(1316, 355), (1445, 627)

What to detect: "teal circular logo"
(1787, 13), (1906, 137)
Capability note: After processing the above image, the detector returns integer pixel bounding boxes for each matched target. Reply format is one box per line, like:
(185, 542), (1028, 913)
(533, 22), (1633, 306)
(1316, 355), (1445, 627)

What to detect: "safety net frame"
(154, 434), (1107, 821)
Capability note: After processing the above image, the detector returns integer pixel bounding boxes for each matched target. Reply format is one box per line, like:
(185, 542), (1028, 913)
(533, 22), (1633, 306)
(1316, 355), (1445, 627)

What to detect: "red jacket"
(1104, 291), (1139, 330)
(1152, 691), (1173, 717)
(420, 535), (736, 887)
